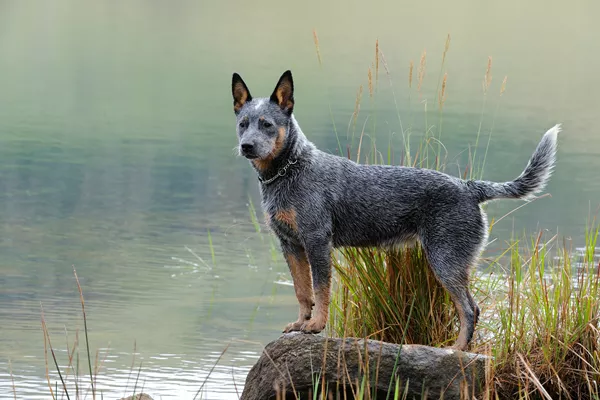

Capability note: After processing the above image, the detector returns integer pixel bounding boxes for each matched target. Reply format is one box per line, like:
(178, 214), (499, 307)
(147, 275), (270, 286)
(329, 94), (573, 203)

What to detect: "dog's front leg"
(281, 241), (314, 333)
(301, 236), (332, 334)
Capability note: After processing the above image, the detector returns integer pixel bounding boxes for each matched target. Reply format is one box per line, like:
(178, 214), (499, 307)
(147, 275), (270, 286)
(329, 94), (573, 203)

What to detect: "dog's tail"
(469, 124), (560, 203)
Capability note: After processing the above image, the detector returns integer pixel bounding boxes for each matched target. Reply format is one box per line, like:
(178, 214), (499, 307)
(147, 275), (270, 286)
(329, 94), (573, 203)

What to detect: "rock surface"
(241, 333), (488, 400)
(119, 394), (153, 400)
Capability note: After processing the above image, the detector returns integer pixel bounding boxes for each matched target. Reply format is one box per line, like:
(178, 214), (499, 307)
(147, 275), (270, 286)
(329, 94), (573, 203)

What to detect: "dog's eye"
(239, 120), (249, 129)
(262, 121), (273, 128)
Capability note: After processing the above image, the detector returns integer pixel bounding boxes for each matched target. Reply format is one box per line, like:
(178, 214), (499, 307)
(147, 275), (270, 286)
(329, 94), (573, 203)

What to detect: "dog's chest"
(262, 196), (300, 243)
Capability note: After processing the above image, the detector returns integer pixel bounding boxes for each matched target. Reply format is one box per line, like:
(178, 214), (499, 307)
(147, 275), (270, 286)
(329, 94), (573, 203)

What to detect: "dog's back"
(295, 152), (473, 248)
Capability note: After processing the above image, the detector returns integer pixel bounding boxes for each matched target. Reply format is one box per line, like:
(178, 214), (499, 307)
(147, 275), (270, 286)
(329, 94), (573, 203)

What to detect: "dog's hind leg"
(281, 242), (315, 333)
(421, 236), (482, 351)
(447, 286), (479, 351)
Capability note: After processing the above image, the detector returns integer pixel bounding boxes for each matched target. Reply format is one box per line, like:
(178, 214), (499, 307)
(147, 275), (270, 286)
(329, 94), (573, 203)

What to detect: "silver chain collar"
(258, 159), (298, 185)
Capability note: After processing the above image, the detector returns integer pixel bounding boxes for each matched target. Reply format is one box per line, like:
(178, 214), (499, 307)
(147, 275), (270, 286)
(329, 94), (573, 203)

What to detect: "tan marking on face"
(272, 126), (286, 157)
(233, 83), (249, 112)
(251, 126), (286, 171)
(252, 159), (270, 171)
(285, 251), (314, 321)
(274, 208), (297, 231)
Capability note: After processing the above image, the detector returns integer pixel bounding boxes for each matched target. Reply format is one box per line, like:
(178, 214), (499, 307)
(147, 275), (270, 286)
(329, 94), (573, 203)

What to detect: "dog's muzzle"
(240, 143), (258, 159)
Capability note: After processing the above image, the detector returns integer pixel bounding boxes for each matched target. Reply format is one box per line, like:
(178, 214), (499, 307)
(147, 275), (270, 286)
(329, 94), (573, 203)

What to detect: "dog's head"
(231, 71), (295, 167)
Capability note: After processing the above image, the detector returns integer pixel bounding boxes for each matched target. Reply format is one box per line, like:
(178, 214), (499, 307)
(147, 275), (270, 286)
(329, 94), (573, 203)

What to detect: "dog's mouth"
(240, 149), (260, 160)
(240, 145), (266, 160)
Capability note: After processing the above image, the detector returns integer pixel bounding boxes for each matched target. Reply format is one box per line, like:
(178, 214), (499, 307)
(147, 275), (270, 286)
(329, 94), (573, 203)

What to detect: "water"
(1, 1), (599, 398)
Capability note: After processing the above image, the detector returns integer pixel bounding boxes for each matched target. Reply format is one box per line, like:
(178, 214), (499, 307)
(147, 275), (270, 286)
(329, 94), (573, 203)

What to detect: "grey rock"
(241, 333), (489, 400)
(118, 394), (153, 400)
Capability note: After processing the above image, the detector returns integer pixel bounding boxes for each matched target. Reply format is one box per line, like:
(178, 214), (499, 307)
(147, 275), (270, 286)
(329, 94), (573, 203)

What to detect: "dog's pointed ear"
(232, 73), (252, 114)
(270, 70), (294, 115)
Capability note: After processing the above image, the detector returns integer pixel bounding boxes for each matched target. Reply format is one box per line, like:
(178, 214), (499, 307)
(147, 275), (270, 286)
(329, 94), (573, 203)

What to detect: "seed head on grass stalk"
(417, 50), (427, 94)
(375, 39), (379, 85)
(348, 85), (363, 148)
(483, 56), (493, 95)
(443, 34), (450, 62)
(436, 72), (448, 170)
(416, 49), (430, 165)
(471, 56), (493, 180)
(372, 40), (380, 142)
(500, 76), (507, 96)
(312, 29), (322, 68)
(438, 73), (447, 111)
(368, 67), (374, 99)
(435, 34), (451, 106)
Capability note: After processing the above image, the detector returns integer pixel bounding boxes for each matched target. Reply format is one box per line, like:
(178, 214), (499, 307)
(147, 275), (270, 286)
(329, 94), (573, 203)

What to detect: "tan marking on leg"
(274, 209), (297, 231)
(283, 251), (314, 332)
(302, 276), (331, 333)
(451, 298), (469, 351)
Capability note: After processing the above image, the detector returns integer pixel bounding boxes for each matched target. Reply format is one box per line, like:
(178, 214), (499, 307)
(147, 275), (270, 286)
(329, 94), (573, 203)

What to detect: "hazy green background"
(1, 0), (599, 398)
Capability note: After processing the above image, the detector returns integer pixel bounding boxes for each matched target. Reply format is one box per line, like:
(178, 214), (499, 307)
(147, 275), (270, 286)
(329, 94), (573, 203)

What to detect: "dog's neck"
(253, 116), (311, 184)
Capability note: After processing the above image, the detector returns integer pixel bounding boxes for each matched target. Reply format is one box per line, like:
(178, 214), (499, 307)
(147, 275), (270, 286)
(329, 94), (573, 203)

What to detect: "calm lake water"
(1, 1), (599, 399)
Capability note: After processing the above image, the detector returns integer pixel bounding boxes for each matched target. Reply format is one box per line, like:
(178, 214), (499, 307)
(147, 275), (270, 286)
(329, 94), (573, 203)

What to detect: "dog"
(230, 69), (559, 350)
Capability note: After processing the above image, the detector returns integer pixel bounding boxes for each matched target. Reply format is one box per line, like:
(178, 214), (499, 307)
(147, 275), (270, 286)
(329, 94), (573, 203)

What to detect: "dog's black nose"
(241, 143), (254, 153)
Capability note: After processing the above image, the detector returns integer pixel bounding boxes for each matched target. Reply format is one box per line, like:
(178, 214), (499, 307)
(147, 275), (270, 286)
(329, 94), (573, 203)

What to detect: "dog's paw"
(282, 320), (305, 333)
(300, 318), (326, 334)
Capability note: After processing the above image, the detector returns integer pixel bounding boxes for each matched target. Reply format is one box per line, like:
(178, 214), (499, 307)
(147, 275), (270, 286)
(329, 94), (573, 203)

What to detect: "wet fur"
(231, 70), (560, 350)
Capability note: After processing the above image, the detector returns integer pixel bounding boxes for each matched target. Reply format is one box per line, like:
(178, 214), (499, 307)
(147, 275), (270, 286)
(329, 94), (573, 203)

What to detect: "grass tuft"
(330, 245), (456, 347)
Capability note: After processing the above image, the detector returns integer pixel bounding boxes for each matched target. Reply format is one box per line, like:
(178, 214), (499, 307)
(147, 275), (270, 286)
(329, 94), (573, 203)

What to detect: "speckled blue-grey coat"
(231, 70), (559, 350)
